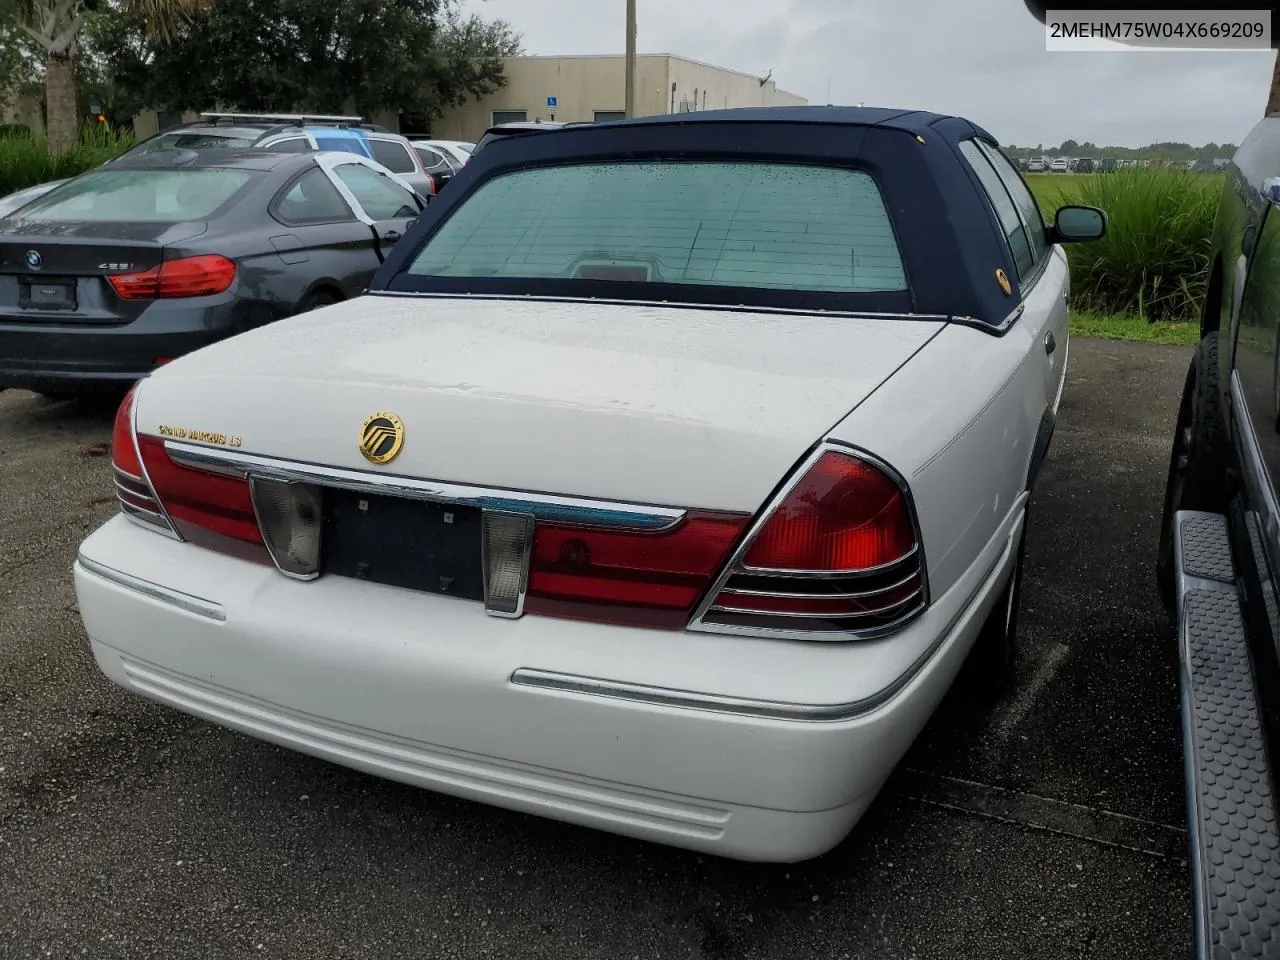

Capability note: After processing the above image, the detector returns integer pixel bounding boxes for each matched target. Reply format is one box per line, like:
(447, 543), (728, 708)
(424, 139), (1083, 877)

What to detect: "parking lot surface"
(1, 336), (1193, 959)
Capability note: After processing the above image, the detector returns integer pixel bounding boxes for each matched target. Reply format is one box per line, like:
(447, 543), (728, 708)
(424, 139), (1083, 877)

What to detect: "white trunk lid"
(136, 296), (944, 512)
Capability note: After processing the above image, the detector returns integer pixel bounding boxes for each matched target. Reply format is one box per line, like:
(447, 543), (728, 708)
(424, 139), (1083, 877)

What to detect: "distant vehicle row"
(1020, 155), (1229, 174)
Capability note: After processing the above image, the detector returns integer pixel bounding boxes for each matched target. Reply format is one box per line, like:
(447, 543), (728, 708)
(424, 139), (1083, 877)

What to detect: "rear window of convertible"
(406, 161), (908, 294)
(16, 169), (258, 223)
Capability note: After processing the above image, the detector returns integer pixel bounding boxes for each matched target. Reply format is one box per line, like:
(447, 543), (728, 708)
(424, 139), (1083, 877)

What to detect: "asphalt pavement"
(0, 336), (1195, 959)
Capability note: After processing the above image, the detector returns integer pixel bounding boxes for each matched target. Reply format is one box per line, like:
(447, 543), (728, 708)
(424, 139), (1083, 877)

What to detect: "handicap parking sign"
(547, 96), (558, 109)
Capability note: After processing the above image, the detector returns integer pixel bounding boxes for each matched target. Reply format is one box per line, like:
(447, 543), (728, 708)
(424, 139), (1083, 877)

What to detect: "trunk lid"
(0, 220), (208, 325)
(135, 295), (945, 512)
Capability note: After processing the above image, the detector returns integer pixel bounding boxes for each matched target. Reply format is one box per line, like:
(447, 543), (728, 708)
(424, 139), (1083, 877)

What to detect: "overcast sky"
(463, 0), (1273, 148)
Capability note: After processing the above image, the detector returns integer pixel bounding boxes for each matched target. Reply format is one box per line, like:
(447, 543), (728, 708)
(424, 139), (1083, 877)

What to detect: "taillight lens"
(109, 255), (237, 300)
(136, 435), (270, 564)
(524, 512), (751, 629)
(743, 452), (915, 572)
(249, 477), (323, 578)
(110, 384), (176, 536)
(695, 449), (926, 636)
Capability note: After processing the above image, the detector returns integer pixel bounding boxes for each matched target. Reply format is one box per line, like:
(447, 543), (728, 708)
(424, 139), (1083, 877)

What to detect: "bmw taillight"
(109, 255), (237, 300)
(689, 446), (926, 637)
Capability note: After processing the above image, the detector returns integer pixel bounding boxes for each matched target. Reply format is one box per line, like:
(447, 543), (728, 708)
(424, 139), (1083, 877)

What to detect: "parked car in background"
(1026, 157), (1047, 172)
(1099, 157), (1120, 173)
(74, 105), (1106, 863)
(0, 112), (438, 220)
(470, 119), (580, 155)
(418, 139), (475, 166)
(1050, 157), (1069, 172)
(408, 140), (463, 190)
(0, 149), (423, 398)
(1157, 113), (1280, 960)
(1075, 158), (1096, 173)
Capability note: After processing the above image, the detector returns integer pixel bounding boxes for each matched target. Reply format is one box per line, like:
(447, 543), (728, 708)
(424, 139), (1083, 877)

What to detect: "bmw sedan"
(0, 148), (423, 397)
(75, 106), (1105, 862)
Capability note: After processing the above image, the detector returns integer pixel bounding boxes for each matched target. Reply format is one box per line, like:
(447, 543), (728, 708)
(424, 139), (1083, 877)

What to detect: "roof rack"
(200, 111), (366, 126)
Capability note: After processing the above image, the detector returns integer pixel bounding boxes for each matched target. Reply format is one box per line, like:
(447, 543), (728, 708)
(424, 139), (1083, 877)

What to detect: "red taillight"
(743, 451), (915, 572)
(136, 435), (270, 562)
(108, 255), (237, 300)
(524, 512), (751, 629)
(696, 448), (926, 635)
(110, 385), (176, 535)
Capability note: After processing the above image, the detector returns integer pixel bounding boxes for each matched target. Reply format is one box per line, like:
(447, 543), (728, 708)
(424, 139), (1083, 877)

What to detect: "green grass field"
(1020, 169), (1223, 341)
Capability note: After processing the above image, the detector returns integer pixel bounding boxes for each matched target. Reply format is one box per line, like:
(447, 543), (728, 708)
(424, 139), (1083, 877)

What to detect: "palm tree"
(14, 0), (208, 151)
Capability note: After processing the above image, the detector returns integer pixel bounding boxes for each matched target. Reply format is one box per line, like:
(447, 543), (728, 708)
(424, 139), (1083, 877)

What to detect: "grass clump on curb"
(1027, 168), (1220, 323)
(0, 125), (135, 197)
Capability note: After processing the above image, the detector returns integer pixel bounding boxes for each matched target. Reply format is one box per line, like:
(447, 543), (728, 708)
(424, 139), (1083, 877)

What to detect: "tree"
(85, 0), (521, 128)
(10, 0), (208, 151)
(1058, 138), (1079, 154)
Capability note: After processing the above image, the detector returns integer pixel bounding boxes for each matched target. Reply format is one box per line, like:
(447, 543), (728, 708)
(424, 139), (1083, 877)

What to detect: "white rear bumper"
(74, 507), (1021, 862)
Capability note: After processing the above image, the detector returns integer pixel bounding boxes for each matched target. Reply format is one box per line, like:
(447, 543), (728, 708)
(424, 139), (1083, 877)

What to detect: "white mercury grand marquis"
(74, 107), (1107, 862)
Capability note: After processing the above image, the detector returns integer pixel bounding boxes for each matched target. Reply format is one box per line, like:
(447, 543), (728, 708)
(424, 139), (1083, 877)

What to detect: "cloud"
(463, 0), (1273, 147)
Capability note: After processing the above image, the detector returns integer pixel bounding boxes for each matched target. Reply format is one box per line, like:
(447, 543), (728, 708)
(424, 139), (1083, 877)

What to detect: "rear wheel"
(1156, 332), (1229, 609)
(965, 516), (1028, 697)
(297, 290), (339, 315)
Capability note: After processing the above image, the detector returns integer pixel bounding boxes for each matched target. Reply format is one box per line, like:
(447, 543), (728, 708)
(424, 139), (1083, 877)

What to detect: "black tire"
(965, 515), (1028, 698)
(1156, 332), (1230, 609)
(296, 290), (339, 315)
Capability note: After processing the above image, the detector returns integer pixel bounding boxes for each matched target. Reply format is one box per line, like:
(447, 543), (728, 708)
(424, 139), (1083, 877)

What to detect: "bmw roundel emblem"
(24, 249), (41, 270)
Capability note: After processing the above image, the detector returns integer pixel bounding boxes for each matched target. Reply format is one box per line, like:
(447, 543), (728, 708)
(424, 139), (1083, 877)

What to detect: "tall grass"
(0, 124), (135, 197)
(1028, 168), (1221, 323)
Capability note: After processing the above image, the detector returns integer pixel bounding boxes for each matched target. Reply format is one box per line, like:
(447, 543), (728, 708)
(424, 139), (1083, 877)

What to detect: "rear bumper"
(73, 505), (1023, 862)
(1173, 511), (1280, 959)
(0, 299), (242, 391)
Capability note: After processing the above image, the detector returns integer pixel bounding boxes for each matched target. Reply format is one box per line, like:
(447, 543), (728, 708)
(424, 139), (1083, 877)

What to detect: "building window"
(593, 111), (626, 123)
(492, 110), (528, 125)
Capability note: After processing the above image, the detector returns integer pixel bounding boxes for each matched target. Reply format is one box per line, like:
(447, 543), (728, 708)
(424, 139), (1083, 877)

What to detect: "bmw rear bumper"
(0, 299), (249, 392)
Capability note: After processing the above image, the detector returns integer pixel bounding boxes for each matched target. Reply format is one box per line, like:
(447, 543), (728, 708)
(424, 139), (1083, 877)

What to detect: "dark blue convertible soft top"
(372, 106), (1028, 329)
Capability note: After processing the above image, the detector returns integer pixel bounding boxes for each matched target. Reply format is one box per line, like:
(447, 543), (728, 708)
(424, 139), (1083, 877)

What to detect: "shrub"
(0, 124), (135, 198)
(1029, 168), (1220, 322)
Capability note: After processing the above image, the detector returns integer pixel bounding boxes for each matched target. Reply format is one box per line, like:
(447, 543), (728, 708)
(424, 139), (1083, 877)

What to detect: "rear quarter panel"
(827, 318), (1045, 601)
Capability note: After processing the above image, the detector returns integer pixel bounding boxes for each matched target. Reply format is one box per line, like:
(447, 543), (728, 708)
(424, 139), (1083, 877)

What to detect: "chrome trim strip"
(129, 379), (181, 539)
(708, 587), (922, 619)
(511, 520), (1016, 723)
(715, 570), (921, 600)
(686, 439), (930, 642)
(119, 500), (167, 524)
(740, 545), (920, 579)
(76, 555), (226, 622)
(114, 478), (158, 503)
(370, 290), (952, 323)
(163, 441), (685, 532)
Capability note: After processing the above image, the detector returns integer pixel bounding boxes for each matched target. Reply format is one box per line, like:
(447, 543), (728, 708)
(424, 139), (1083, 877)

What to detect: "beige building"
(430, 54), (807, 142)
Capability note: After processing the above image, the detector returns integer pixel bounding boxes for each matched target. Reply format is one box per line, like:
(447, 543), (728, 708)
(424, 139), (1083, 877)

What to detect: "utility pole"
(625, 0), (637, 118)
